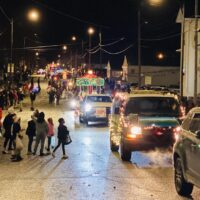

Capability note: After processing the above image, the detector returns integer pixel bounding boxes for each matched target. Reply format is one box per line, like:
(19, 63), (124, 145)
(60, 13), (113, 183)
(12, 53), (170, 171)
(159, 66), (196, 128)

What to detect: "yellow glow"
(88, 70), (93, 75)
(63, 45), (67, 50)
(28, 9), (40, 22)
(35, 52), (39, 56)
(72, 36), (76, 41)
(88, 27), (95, 35)
(149, 0), (163, 6)
(157, 53), (164, 60)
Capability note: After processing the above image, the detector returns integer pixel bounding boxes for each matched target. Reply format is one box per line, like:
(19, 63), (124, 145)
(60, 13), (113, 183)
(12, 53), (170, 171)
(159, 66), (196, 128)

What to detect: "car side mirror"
(195, 130), (200, 139)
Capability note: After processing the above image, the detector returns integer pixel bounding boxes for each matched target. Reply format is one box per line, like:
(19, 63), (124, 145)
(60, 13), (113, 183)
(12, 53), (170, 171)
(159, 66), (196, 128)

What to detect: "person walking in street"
(2, 108), (15, 154)
(32, 112), (48, 156)
(10, 116), (23, 162)
(52, 118), (69, 159)
(26, 118), (36, 155)
(0, 107), (2, 137)
(46, 118), (54, 153)
(30, 90), (36, 111)
(17, 88), (24, 112)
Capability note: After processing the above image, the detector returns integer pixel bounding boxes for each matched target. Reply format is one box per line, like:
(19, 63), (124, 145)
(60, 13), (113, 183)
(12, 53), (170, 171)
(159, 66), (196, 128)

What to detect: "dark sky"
(0, 0), (197, 68)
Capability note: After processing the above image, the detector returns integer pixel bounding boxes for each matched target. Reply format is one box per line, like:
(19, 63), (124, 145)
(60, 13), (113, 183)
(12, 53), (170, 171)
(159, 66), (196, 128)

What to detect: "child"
(47, 118), (54, 153)
(52, 118), (69, 159)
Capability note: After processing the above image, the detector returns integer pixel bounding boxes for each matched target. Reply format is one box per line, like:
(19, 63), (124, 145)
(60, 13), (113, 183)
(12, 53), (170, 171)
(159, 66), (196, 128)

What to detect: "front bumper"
(122, 131), (175, 151)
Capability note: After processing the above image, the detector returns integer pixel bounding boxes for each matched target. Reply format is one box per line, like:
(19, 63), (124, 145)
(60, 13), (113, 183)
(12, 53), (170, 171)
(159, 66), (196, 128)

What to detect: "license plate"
(95, 108), (106, 117)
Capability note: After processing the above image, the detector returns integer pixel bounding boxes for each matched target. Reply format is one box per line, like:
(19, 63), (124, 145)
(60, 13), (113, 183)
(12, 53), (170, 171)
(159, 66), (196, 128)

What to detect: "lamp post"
(88, 27), (95, 68)
(137, 0), (164, 87)
(194, 0), (198, 104)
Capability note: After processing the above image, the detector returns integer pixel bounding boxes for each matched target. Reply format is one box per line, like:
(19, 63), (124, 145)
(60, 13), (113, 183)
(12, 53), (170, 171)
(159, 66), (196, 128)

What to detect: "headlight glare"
(85, 104), (92, 112)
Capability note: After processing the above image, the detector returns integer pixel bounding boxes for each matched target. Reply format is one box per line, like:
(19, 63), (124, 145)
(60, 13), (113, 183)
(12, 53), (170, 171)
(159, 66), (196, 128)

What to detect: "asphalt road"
(0, 82), (199, 200)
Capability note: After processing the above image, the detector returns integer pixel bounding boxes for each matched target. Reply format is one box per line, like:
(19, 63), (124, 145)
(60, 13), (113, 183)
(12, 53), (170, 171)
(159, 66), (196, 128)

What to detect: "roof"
(86, 94), (111, 97)
(128, 90), (178, 99)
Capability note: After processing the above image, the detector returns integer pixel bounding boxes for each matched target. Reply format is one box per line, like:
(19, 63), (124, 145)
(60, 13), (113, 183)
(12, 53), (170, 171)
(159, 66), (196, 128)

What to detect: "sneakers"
(62, 155), (68, 159)
(2, 150), (8, 154)
(52, 152), (55, 158)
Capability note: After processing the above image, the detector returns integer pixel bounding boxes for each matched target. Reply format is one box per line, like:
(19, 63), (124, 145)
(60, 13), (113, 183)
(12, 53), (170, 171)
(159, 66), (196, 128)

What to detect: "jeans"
(33, 134), (46, 154)
(53, 139), (65, 155)
(4, 136), (13, 150)
(28, 135), (34, 152)
(47, 136), (51, 151)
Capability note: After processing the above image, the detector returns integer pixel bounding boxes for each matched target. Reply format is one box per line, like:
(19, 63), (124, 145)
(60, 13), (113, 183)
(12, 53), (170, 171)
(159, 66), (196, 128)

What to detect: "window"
(189, 112), (200, 134)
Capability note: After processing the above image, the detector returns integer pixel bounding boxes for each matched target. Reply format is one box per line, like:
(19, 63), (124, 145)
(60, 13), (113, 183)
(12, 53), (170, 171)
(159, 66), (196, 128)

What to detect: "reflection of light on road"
(83, 137), (91, 145)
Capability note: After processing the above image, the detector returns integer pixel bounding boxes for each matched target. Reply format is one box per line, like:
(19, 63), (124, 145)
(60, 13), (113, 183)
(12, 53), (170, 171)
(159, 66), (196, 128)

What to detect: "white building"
(181, 18), (200, 97)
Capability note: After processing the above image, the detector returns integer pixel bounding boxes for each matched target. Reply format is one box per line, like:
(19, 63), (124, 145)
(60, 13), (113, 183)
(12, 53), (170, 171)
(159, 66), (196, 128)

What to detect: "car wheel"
(84, 118), (89, 126)
(120, 139), (131, 161)
(110, 134), (119, 152)
(174, 157), (193, 196)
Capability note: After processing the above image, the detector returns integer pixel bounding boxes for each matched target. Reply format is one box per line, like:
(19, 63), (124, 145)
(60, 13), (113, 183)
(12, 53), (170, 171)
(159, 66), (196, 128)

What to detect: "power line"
(101, 44), (134, 55)
(31, 0), (109, 29)
(141, 33), (180, 41)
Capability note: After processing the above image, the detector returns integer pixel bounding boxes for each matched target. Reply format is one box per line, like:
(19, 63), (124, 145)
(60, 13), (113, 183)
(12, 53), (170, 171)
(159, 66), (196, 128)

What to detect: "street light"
(72, 36), (77, 41)
(137, 0), (164, 87)
(28, 9), (40, 22)
(87, 27), (95, 68)
(63, 45), (67, 50)
(157, 52), (164, 60)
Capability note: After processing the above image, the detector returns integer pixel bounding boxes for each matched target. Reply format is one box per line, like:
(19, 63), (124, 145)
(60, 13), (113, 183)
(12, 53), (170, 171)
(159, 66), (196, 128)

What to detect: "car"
(173, 107), (200, 197)
(79, 94), (112, 126)
(110, 90), (183, 161)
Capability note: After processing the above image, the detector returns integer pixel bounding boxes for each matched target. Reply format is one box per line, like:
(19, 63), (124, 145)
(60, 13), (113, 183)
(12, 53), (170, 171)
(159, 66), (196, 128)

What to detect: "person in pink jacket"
(47, 118), (54, 152)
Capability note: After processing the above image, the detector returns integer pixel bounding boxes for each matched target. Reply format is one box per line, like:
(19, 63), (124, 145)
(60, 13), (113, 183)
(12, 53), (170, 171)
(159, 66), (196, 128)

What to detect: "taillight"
(173, 126), (181, 141)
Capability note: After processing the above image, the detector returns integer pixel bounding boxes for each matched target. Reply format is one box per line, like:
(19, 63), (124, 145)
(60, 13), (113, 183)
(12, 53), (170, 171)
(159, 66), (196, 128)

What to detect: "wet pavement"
(0, 82), (200, 200)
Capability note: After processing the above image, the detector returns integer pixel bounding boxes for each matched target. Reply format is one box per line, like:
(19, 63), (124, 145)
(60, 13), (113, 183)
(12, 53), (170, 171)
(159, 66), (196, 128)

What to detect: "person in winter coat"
(26, 118), (36, 154)
(30, 90), (36, 111)
(52, 118), (69, 159)
(2, 108), (15, 153)
(46, 118), (54, 152)
(32, 112), (48, 156)
(0, 107), (2, 136)
(10, 116), (22, 162)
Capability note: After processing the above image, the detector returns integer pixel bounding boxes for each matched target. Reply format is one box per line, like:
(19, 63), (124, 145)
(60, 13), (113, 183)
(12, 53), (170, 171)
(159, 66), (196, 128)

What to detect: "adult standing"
(0, 107), (2, 136)
(17, 88), (24, 112)
(26, 118), (36, 154)
(52, 118), (69, 159)
(33, 112), (48, 156)
(2, 108), (15, 154)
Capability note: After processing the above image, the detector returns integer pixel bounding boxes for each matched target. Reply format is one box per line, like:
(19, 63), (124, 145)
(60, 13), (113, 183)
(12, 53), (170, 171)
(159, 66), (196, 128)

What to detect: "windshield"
(87, 96), (112, 103)
(125, 97), (179, 117)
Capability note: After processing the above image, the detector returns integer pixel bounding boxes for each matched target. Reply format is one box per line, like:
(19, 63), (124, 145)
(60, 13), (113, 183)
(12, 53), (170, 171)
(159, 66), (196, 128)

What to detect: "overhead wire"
(31, 0), (109, 28)
(101, 44), (134, 55)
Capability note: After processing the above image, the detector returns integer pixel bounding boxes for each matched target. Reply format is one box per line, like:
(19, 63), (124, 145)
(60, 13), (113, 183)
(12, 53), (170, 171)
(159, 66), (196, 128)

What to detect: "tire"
(174, 157), (193, 196)
(84, 118), (89, 126)
(110, 135), (119, 152)
(120, 139), (131, 161)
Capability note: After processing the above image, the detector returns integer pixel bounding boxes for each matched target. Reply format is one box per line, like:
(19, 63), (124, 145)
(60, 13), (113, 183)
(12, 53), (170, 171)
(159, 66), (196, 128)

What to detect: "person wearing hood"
(32, 112), (48, 156)
(2, 108), (15, 154)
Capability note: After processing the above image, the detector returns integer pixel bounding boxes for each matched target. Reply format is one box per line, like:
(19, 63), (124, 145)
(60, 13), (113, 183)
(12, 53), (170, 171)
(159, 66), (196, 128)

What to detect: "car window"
(87, 96), (112, 103)
(124, 97), (179, 117)
(189, 113), (200, 134)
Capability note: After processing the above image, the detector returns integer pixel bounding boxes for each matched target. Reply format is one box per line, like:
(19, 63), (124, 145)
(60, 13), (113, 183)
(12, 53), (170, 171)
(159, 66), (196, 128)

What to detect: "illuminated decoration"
(76, 78), (104, 86)
(88, 70), (93, 75)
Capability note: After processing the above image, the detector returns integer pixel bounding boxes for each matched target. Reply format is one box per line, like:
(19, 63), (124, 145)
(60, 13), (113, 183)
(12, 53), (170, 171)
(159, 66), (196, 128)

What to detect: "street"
(0, 82), (199, 200)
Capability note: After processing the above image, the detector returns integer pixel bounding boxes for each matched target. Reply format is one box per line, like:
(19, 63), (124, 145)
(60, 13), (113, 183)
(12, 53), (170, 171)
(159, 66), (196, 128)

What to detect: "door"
(187, 113), (200, 182)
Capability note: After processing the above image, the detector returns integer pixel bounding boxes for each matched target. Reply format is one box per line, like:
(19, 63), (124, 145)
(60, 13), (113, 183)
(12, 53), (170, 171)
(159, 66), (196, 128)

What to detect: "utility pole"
(138, 8), (141, 87)
(194, 0), (198, 104)
(99, 31), (102, 74)
(180, 3), (185, 98)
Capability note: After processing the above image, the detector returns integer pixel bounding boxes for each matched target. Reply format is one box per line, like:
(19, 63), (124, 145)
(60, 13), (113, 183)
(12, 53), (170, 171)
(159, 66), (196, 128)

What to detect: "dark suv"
(173, 107), (200, 196)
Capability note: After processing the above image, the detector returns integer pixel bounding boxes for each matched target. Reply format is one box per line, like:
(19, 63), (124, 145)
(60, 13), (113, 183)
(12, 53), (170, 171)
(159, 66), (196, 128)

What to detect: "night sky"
(0, 0), (198, 68)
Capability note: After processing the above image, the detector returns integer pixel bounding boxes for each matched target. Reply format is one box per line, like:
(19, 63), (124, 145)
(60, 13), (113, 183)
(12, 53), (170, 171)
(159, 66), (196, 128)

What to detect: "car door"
(181, 112), (193, 171)
(187, 113), (200, 184)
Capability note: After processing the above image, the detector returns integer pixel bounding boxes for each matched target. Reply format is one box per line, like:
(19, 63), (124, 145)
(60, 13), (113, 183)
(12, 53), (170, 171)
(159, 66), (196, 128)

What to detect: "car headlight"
(85, 104), (92, 112)
(70, 100), (77, 107)
(127, 126), (142, 138)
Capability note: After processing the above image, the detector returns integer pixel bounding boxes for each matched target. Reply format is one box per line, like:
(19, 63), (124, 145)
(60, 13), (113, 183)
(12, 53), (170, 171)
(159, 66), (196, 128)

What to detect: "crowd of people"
(1, 108), (71, 162)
